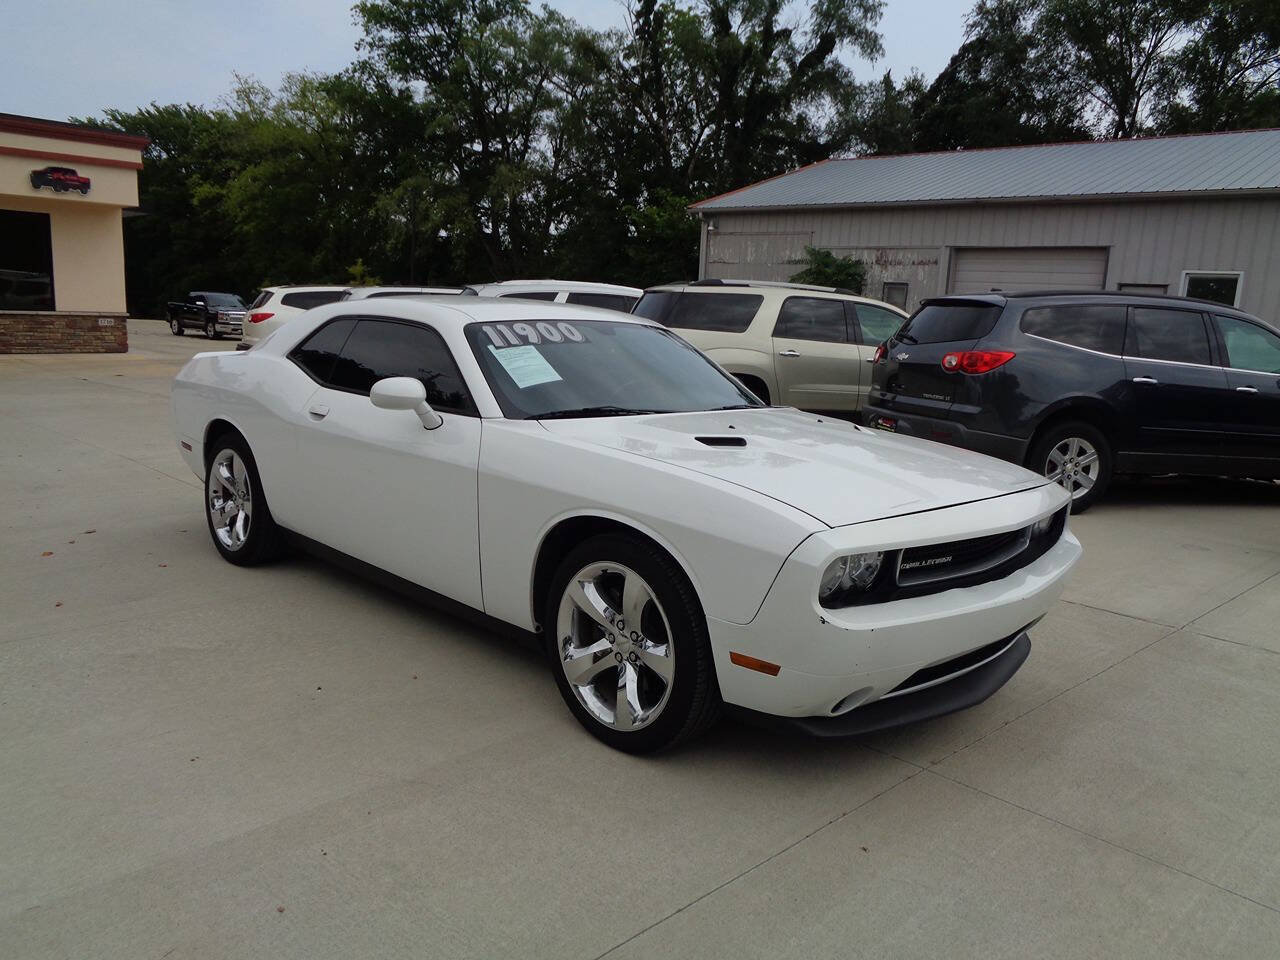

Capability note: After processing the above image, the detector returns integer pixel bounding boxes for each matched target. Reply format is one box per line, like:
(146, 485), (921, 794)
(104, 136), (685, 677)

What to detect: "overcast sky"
(4, 0), (968, 122)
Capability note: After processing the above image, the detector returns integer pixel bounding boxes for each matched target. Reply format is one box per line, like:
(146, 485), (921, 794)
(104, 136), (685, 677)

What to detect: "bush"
(788, 246), (866, 292)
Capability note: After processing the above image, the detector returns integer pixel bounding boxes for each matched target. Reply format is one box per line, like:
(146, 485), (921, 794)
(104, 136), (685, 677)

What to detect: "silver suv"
(633, 280), (908, 415)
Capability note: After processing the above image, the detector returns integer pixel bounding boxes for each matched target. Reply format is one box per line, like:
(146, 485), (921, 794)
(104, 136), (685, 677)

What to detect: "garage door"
(948, 247), (1108, 294)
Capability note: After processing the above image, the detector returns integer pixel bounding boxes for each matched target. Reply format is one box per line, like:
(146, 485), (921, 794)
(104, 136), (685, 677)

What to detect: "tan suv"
(632, 280), (909, 414)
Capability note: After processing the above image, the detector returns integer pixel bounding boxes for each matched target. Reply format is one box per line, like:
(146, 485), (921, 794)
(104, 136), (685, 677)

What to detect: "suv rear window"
(281, 290), (347, 310)
(565, 292), (637, 312)
(632, 291), (678, 322)
(249, 290), (272, 309)
(897, 303), (1002, 344)
(1020, 304), (1125, 354)
(665, 293), (763, 333)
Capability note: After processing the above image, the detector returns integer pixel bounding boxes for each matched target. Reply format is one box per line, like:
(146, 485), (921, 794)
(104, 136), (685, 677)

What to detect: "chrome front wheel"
(555, 561), (675, 732)
(207, 448), (252, 551)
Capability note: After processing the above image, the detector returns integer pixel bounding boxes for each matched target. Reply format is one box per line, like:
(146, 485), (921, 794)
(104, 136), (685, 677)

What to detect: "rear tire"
(545, 533), (721, 753)
(169, 317), (184, 336)
(204, 433), (285, 566)
(1028, 420), (1112, 513)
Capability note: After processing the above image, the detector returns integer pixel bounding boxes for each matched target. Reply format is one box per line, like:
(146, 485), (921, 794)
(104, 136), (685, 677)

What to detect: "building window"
(1117, 283), (1167, 296)
(0, 210), (55, 311)
(1181, 271), (1242, 307)
(881, 281), (908, 310)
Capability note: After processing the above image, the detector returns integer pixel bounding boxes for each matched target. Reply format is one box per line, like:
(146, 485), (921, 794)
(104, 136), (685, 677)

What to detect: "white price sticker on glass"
(488, 344), (563, 388)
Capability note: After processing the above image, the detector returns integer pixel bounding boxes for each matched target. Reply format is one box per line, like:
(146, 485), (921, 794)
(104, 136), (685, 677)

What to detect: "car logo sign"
(894, 352), (909, 361)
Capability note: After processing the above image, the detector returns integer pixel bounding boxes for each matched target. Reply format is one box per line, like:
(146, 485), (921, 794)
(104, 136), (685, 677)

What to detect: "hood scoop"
(695, 435), (747, 447)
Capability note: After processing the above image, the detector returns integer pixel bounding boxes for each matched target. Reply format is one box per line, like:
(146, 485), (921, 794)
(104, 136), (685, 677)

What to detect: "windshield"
(465, 319), (761, 419)
(202, 293), (246, 309)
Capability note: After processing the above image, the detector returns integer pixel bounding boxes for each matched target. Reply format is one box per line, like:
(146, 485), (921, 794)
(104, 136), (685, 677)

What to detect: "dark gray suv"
(865, 292), (1280, 511)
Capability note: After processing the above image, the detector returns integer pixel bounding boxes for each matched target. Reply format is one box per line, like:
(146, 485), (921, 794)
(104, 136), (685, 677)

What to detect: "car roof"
(925, 290), (1264, 321)
(644, 279), (908, 312)
(311, 294), (658, 331)
(261, 284), (350, 293)
(345, 285), (464, 297)
(466, 279), (642, 294)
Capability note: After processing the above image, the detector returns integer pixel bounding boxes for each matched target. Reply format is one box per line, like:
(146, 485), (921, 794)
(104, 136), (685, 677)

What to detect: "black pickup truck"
(166, 292), (247, 339)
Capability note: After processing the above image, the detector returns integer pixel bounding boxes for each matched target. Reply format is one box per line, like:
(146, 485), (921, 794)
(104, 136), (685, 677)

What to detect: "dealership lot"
(3, 321), (1280, 958)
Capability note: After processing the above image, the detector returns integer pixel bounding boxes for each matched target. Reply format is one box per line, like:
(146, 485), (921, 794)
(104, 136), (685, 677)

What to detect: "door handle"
(308, 403), (330, 420)
(864, 356), (876, 363)
(1235, 385), (1259, 394)
(1131, 376), (1159, 385)
(778, 349), (801, 358)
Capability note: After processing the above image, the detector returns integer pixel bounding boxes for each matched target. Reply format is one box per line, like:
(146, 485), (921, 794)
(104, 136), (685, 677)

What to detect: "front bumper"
(214, 321), (243, 337)
(864, 403), (1027, 464)
(707, 484), (1080, 723)
(728, 631), (1030, 736)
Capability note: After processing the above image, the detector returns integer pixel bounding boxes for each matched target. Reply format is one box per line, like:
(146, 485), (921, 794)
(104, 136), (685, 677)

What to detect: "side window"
(1124, 308), (1211, 365)
(1020, 304), (1126, 354)
(565, 292), (635, 312)
(289, 318), (357, 383)
(329, 319), (476, 415)
(1216, 315), (1280, 374)
(666, 293), (763, 333)
(281, 290), (346, 310)
(773, 297), (847, 343)
(854, 303), (906, 345)
(501, 291), (558, 301)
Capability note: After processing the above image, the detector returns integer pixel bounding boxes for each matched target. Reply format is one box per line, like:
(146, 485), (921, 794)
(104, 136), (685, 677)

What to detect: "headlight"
(819, 551), (884, 605)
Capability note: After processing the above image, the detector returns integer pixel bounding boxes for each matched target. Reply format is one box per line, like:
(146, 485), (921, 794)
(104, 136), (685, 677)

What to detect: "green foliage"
(788, 247), (866, 292)
(80, 0), (1280, 315)
(346, 259), (382, 287)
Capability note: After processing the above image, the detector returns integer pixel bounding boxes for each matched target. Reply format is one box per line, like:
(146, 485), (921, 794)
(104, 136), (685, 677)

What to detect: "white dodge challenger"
(172, 297), (1081, 752)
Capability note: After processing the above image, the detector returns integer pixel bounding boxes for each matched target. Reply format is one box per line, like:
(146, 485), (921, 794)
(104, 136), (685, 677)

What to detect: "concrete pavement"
(2, 321), (1279, 958)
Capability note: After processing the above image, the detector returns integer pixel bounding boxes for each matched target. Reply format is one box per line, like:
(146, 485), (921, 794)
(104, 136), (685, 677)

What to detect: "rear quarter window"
(1019, 304), (1126, 354)
(897, 303), (1002, 344)
(665, 293), (763, 333)
(281, 290), (347, 310)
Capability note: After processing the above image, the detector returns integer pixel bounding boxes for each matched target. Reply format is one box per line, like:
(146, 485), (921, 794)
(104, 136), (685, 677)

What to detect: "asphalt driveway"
(3, 321), (1279, 958)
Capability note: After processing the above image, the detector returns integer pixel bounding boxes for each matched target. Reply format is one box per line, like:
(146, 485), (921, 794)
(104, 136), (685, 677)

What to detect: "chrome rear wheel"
(1044, 436), (1100, 501)
(207, 448), (252, 551)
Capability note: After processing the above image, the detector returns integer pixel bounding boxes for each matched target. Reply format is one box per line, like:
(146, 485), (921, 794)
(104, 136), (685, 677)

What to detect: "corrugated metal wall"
(700, 196), (1280, 324)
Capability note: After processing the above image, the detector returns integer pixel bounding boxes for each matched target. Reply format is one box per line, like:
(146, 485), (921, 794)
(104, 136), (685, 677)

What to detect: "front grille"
(898, 528), (1027, 586)
(830, 505), (1068, 607)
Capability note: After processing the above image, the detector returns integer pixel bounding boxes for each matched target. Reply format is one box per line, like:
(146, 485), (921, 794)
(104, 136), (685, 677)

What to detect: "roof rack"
(686, 278), (860, 296)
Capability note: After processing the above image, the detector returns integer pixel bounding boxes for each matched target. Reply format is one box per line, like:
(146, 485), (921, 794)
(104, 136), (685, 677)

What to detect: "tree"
(911, 0), (1090, 151)
(1156, 0), (1280, 132)
(788, 246), (866, 291)
(1037, 0), (1190, 138)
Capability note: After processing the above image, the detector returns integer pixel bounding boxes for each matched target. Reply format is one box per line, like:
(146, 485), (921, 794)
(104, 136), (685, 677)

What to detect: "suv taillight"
(872, 343), (886, 364)
(249, 311), (274, 323)
(941, 350), (1015, 374)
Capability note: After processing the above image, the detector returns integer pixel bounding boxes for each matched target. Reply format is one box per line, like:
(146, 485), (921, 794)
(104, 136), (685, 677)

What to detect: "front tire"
(1028, 420), (1112, 513)
(545, 534), (721, 753)
(205, 433), (284, 566)
(205, 319), (219, 339)
(169, 317), (184, 336)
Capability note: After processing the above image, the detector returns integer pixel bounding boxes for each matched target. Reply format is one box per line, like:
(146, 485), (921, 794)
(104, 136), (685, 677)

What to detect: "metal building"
(691, 129), (1280, 324)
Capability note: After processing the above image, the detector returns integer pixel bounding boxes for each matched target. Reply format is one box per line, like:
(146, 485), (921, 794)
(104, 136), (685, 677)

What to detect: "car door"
(289, 316), (484, 607)
(770, 296), (863, 412)
(187, 295), (206, 329)
(1211, 313), (1280, 471)
(848, 302), (908, 411)
(1121, 306), (1229, 465)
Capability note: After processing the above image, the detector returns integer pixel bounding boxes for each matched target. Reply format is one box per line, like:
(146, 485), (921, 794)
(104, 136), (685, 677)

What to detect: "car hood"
(540, 408), (1049, 527)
